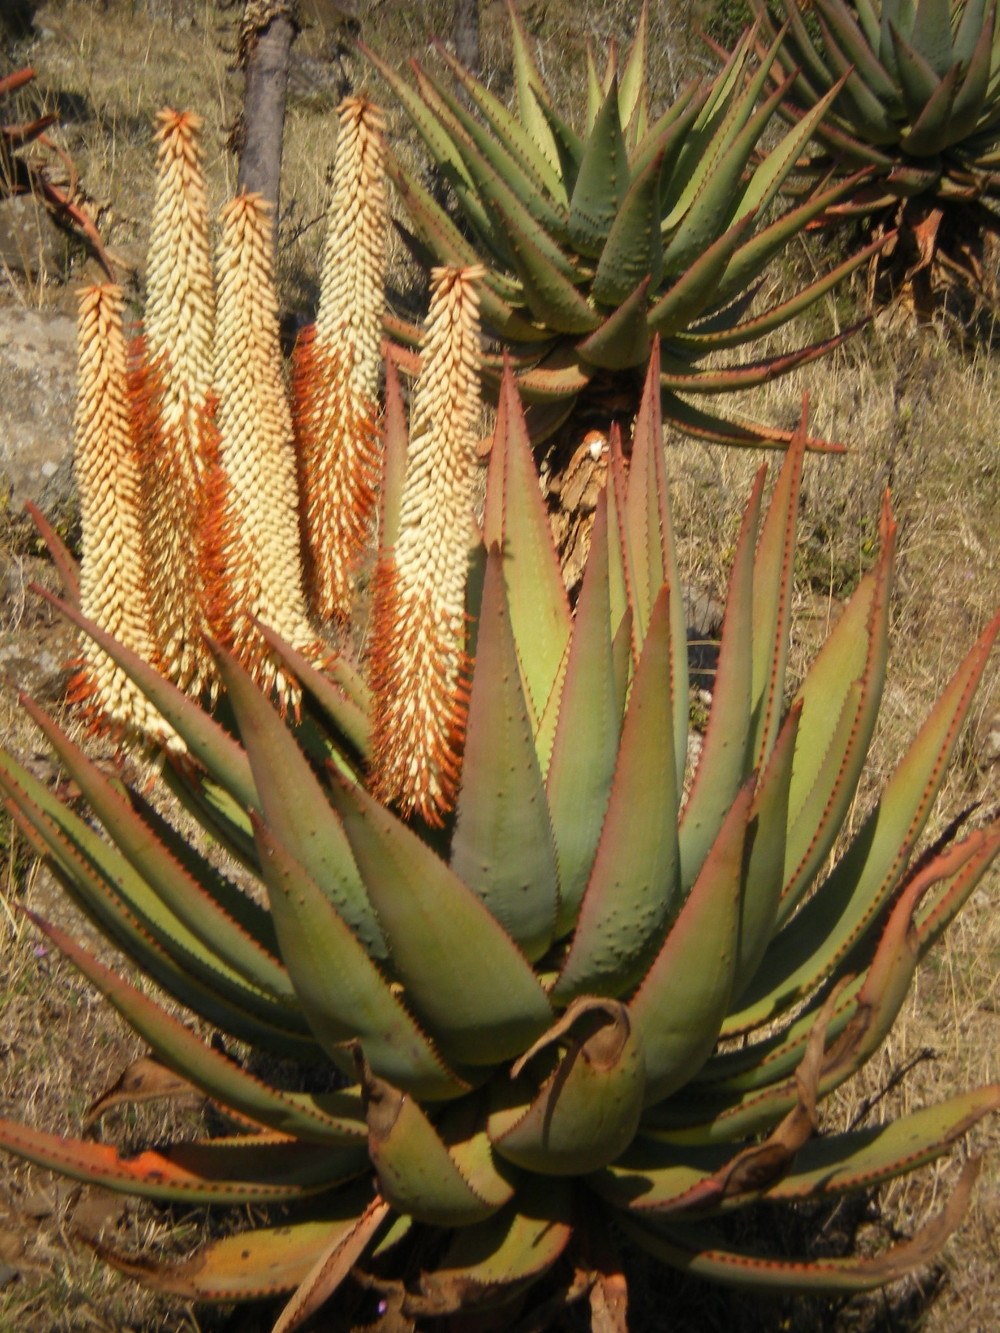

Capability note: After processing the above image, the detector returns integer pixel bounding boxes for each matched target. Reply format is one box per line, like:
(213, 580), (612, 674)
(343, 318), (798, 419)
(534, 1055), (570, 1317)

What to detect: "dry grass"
(1, 1), (999, 1330)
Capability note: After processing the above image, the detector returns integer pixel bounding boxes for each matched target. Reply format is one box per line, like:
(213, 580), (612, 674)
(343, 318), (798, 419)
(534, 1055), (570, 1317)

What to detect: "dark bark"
(236, 2), (299, 225)
(453, 0), (481, 78)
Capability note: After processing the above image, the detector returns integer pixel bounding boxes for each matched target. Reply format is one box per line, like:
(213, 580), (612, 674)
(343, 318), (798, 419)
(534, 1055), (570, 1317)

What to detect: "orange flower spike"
(296, 96), (387, 621)
(370, 265), (485, 824)
(74, 285), (180, 749)
(140, 108), (216, 694)
(211, 192), (316, 700)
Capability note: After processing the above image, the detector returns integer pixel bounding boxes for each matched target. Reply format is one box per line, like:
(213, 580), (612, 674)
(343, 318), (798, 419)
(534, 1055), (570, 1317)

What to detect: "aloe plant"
(743, 0), (1000, 316)
(362, 2), (884, 454)
(1, 332), (998, 1327)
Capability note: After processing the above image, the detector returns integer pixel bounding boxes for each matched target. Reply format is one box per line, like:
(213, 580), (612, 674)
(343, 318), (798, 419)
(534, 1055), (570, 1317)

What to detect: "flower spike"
(369, 265), (485, 824)
(208, 192), (317, 700)
(295, 97), (388, 622)
(72, 284), (179, 749)
(138, 108), (216, 695)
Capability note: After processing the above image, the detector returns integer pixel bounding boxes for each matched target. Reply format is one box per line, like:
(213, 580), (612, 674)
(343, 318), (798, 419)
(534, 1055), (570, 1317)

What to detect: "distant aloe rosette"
(1, 339), (998, 1330)
(363, 0), (885, 451)
(745, 0), (1000, 308)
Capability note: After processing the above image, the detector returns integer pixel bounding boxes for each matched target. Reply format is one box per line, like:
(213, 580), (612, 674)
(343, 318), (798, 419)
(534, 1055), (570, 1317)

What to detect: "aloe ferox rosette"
(744, 0), (1000, 312)
(1, 324), (999, 1327)
(363, 2), (885, 451)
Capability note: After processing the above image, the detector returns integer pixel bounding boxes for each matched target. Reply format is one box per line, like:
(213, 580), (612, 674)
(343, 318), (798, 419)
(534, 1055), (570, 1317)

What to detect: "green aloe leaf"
(23, 696), (293, 1002)
(26, 911), (365, 1145)
(618, 0), (650, 146)
(768, 1085), (1000, 1201)
(489, 193), (599, 334)
(619, 1158), (980, 1292)
(647, 211), (757, 342)
(910, 0), (957, 75)
(214, 645), (384, 959)
(591, 147), (663, 305)
(678, 473), (761, 889)
(256, 623), (371, 762)
(89, 1186), (377, 1299)
(948, 8), (996, 142)
(362, 1065), (512, 1225)
(812, 0), (902, 105)
(327, 775), (553, 1068)
(38, 588), (256, 808)
(748, 419), (805, 768)
(0, 1119), (365, 1205)
(623, 344), (687, 731)
(576, 276), (651, 368)
(431, 38), (565, 203)
(483, 363), (572, 718)
(569, 77), (629, 257)
(0, 757), (315, 1049)
(505, 0), (560, 179)
(546, 496), (624, 935)
(901, 61), (962, 155)
(415, 1177), (573, 1315)
(414, 62), (569, 241)
(551, 589), (679, 1001)
(451, 548), (560, 962)
(675, 230), (887, 354)
(251, 814), (469, 1100)
(734, 606), (1000, 1031)
(890, 20), (946, 119)
(631, 780), (755, 1103)
(490, 999), (645, 1174)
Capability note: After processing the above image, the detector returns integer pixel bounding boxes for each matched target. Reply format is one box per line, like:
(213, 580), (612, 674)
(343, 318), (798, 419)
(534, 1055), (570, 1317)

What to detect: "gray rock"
(0, 304), (77, 517)
(0, 194), (68, 281)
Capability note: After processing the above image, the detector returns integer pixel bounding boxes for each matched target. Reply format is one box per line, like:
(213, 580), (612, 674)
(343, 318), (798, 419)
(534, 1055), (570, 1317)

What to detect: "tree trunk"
(453, 0), (481, 78)
(236, 1), (299, 226)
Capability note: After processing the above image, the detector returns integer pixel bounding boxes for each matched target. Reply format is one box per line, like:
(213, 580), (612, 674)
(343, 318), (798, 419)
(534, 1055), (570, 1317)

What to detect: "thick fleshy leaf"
(546, 496), (624, 934)
(748, 413), (806, 768)
(214, 645), (384, 958)
(22, 695), (293, 1001)
(38, 588), (256, 806)
(89, 1186), (376, 1299)
(483, 362), (571, 718)
(490, 999), (645, 1174)
(327, 774), (553, 1067)
(591, 149), (663, 306)
(251, 816), (467, 1101)
(362, 1064), (513, 1225)
(631, 780), (755, 1103)
(569, 77), (628, 257)
(678, 472), (762, 889)
(451, 548), (560, 961)
(411, 1178), (573, 1316)
(25, 911), (364, 1145)
(576, 276), (652, 370)
(0, 1119), (364, 1204)
(619, 1158), (981, 1292)
(0, 757), (315, 1048)
(256, 623), (371, 764)
(506, 0), (561, 180)
(414, 63), (568, 241)
(733, 607), (1000, 1031)
(431, 38), (565, 202)
(552, 590), (679, 1001)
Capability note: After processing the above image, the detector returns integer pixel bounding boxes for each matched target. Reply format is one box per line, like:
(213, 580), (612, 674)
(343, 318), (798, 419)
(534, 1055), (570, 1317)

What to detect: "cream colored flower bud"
(295, 97), (387, 622)
(139, 108), (217, 695)
(73, 284), (180, 749)
(210, 192), (317, 701)
(369, 265), (485, 823)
